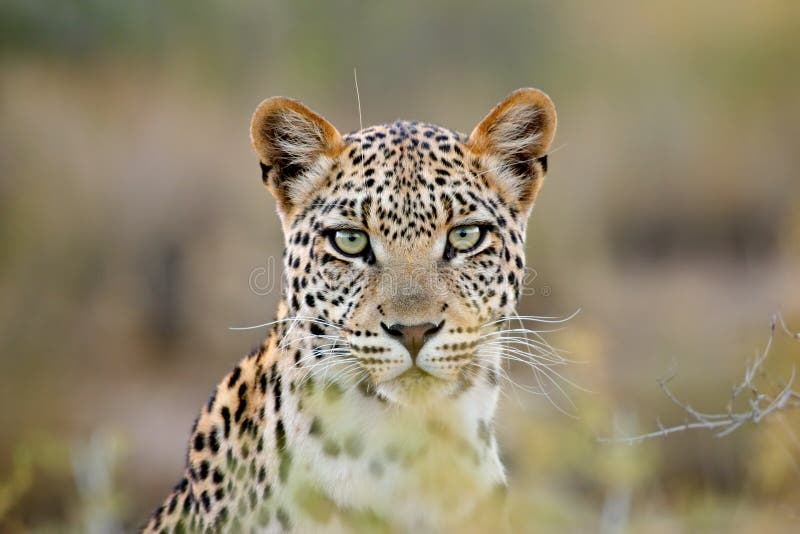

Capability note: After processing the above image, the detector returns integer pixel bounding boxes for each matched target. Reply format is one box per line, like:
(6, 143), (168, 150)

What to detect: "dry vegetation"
(604, 315), (800, 444)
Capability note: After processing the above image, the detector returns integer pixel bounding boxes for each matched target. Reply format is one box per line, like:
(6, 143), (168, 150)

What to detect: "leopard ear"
(250, 97), (343, 214)
(468, 88), (557, 210)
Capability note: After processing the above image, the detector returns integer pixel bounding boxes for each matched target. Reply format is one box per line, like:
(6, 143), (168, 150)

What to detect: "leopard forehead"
(288, 120), (522, 244)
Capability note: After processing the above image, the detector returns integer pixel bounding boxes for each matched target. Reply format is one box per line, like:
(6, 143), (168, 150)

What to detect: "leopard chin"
(376, 367), (460, 405)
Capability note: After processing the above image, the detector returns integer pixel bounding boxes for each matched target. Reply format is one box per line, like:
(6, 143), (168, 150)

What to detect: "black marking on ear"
(508, 153), (536, 180)
(260, 162), (272, 183)
(537, 154), (548, 174)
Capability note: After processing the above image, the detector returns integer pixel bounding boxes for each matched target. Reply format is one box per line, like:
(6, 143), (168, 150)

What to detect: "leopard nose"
(381, 321), (444, 361)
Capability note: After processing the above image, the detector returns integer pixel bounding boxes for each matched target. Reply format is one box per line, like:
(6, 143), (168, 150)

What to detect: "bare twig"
(600, 313), (800, 445)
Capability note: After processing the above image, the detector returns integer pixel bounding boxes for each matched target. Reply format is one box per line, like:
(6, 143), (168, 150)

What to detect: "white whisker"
(480, 309), (581, 329)
(229, 315), (345, 331)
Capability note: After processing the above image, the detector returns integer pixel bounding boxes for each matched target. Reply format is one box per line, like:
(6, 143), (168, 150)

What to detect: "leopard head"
(251, 89), (556, 405)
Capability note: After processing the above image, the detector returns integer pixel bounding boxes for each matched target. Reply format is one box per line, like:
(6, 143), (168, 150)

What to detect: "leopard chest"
(271, 368), (505, 531)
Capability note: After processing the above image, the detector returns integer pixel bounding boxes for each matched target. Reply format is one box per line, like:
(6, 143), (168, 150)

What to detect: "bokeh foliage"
(1, 1), (799, 531)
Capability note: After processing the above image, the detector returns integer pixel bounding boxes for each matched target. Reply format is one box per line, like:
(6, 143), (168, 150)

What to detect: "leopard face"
(251, 89), (556, 406)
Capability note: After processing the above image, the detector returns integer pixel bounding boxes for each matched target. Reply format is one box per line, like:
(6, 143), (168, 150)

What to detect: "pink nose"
(381, 321), (444, 360)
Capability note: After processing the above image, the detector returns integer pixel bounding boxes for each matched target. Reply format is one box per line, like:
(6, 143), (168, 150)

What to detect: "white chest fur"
(274, 373), (505, 532)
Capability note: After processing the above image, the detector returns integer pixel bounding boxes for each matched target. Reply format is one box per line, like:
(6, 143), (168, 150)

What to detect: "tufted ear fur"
(468, 88), (557, 210)
(250, 97), (344, 214)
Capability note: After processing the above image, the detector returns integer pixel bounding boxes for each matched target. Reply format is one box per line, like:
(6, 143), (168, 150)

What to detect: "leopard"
(142, 87), (557, 533)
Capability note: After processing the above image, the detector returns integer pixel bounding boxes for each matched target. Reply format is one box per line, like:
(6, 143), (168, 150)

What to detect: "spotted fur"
(143, 88), (557, 533)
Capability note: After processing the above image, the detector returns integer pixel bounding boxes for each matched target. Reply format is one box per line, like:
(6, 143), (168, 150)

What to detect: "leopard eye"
(331, 229), (369, 256)
(447, 225), (483, 252)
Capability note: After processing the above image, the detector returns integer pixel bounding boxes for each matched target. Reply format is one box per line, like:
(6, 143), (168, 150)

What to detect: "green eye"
(447, 225), (484, 252)
(332, 229), (369, 256)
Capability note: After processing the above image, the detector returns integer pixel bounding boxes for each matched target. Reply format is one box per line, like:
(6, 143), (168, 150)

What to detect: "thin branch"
(600, 313), (800, 444)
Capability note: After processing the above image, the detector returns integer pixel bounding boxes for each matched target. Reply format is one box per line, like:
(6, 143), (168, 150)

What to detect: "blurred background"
(1, 1), (799, 532)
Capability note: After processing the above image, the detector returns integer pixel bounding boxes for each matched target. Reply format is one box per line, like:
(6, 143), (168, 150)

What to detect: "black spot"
(182, 492), (194, 515)
(273, 374), (282, 413)
(234, 383), (248, 423)
(269, 362), (278, 384)
(275, 419), (286, 450)
(228, 366), (241, 388)
(198, 460), (209, 480)
(344, 434), (364, 458)
(309, 323), (325, 336)
(259, 372), (267, 394)
(193, 432), (205, 451)
(208, 429), (220, 454)
(221, 407), (231, 438)
(206, 389), (217, 411)
(323, 439), (341, 457)
(309, 417), (322, 436)
(168, 494), (178, 514)
(218, 506), (229, 525)
(277, 507), (291, 530)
